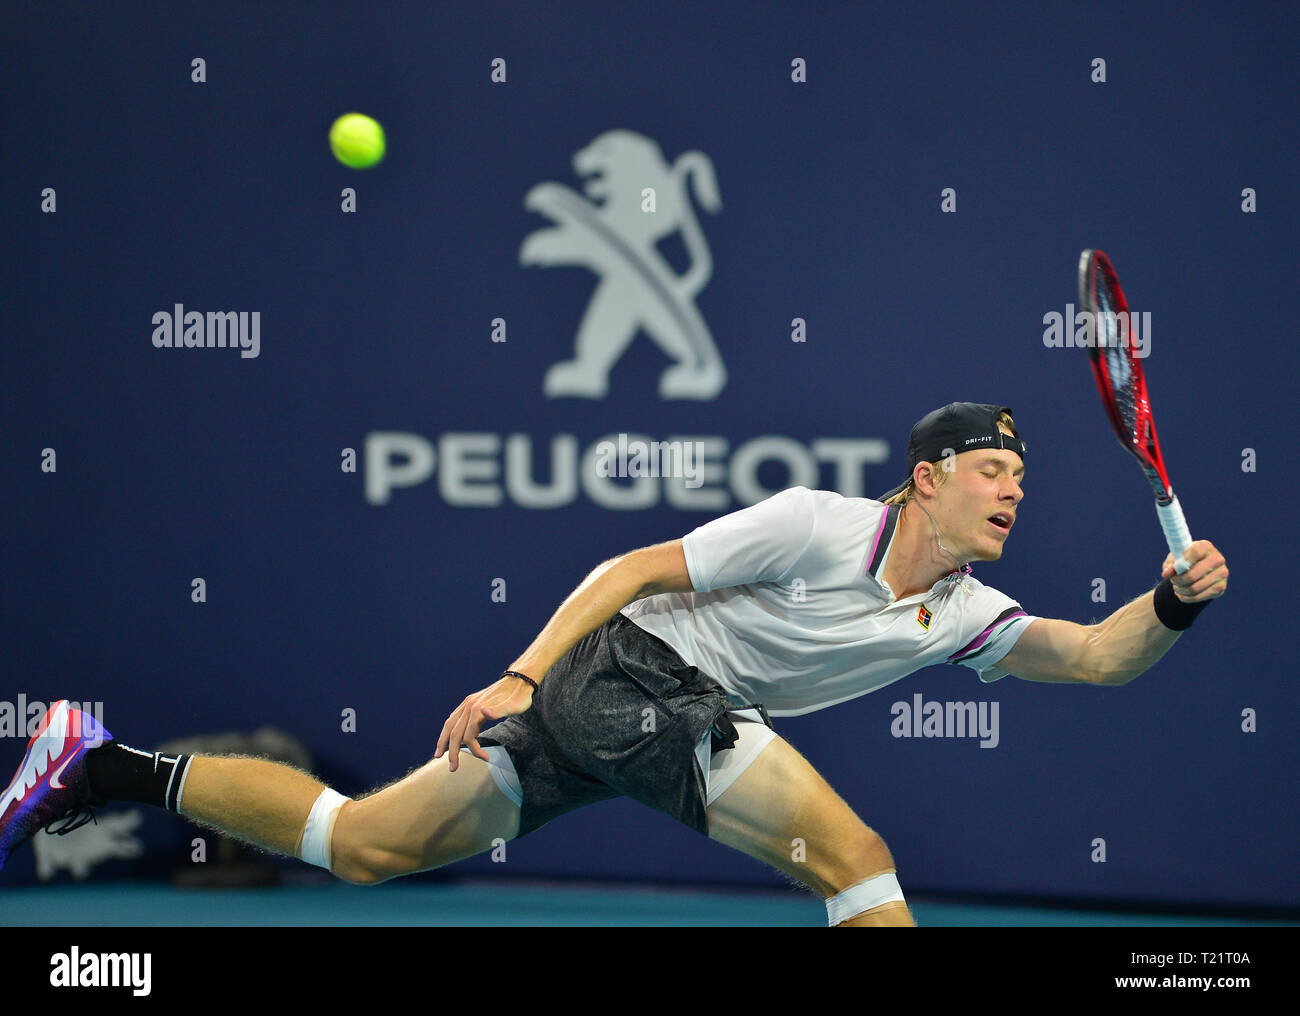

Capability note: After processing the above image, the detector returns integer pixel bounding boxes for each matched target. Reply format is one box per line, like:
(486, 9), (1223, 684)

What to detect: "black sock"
(85, 743), (194, 813)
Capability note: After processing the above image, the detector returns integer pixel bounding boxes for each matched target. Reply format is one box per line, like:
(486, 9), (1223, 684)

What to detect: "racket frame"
(1077, 249), (1192, 573)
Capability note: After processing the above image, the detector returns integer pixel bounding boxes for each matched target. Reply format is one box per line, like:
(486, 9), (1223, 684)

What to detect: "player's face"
(934, 443), (1024, 562)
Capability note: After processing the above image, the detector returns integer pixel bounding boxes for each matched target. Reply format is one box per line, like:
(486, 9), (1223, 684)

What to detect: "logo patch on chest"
(916, 604), (933, 631)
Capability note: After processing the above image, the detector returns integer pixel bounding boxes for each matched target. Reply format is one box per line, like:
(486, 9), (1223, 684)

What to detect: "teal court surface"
(1, 880), (1294, 927)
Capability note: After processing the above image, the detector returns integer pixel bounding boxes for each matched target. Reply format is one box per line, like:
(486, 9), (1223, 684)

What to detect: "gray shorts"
(477, 612), (774, 838)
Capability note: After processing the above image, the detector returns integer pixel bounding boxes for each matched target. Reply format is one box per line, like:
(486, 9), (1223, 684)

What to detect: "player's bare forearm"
(507, 541), (690, 685)
(1088, 540), (1228, 685)
(1085, 590), (1179, 685)
(996, 541), (1227, 685)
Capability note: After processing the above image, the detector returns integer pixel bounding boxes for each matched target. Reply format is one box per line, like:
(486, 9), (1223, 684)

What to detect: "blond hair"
(882, 410), (1018, 506)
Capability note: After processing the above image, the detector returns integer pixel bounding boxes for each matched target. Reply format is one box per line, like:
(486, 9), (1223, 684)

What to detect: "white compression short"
(694, 706), (778, 807)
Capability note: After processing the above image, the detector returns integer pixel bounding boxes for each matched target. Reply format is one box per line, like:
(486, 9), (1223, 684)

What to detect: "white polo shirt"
(619, 485), (1036, 717)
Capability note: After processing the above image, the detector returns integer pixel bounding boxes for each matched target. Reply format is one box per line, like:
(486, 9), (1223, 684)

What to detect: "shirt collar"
(866, 503), (975, 595)
(865, 504), (901, 581)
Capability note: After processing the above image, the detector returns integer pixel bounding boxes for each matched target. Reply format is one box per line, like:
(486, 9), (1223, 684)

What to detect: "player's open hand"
(1161, 540), (1228, 603)
(434, 673), (536, 772)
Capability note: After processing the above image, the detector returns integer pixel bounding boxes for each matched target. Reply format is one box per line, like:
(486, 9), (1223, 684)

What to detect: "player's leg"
(0, 701), (521, 882)
(328, 753), (519, 884)
(705, 734), (915, 927)
(156, 750), (522, 884)
(176, 751), (517, 884)
(176, 755), (331, 858)
(186, 634), (619, 883)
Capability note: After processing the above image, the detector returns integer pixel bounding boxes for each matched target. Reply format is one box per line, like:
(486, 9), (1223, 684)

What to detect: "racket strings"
(1093, 272), (1141, 438)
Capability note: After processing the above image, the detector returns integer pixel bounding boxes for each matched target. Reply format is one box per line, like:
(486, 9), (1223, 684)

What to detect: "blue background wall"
(3, 1), (1295, 908)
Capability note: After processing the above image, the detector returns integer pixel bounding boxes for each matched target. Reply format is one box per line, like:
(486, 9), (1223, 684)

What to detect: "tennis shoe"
(0, 700), (112, 872)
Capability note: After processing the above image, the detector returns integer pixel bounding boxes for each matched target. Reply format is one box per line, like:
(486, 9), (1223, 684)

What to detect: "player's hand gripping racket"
(1077, 249), (1193, 574)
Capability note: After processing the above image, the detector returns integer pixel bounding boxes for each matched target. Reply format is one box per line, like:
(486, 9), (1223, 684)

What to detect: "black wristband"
(1152, 577), (1210, 631)
(502, 669), (538, 691)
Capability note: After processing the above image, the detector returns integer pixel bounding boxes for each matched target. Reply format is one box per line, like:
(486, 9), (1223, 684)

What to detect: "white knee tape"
(299, 788), (350, 871)
(826, 871), (906, 926)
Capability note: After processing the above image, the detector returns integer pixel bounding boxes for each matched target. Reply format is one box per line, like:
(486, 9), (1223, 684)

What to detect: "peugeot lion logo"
(520, 130), (726, 400)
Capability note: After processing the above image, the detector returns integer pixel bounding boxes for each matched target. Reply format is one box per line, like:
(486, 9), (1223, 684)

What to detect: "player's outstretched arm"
(434, 539), (695, 770)
(993, 540), (1228, 685)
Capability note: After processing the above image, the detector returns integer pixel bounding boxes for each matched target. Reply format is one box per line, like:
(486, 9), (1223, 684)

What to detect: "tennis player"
(0, 403), (1227, 926)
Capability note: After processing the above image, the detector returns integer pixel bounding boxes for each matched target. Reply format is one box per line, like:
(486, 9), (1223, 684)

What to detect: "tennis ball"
(329, 113), (386, 169)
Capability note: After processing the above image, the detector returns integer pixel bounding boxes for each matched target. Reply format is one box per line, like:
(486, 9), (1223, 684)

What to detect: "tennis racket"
(1077, 249), (1192, 574)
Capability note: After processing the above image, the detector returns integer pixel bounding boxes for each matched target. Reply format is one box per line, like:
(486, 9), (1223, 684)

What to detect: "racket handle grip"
(1157, 495), (1193, 574)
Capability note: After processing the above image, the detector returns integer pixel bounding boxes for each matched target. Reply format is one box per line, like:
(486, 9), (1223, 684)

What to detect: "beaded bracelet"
(501, 669), (539, 691)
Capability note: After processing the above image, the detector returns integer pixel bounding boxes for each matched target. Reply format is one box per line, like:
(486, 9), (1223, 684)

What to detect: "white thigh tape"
(300, 788), (350, 871)
(826, 871), (906, 926)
